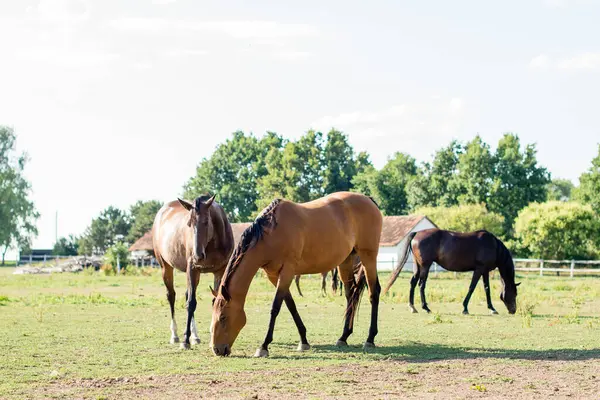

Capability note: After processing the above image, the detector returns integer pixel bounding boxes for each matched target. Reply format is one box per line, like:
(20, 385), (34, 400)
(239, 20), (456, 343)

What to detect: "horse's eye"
(219, 314), (226, 322)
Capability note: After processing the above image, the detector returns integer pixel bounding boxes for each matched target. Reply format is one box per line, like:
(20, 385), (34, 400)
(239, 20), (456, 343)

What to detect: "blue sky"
(1, 0), (599, 251)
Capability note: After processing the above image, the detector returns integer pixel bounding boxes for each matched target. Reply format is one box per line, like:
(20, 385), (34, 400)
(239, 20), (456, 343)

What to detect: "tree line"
(2, 124), (599, 263)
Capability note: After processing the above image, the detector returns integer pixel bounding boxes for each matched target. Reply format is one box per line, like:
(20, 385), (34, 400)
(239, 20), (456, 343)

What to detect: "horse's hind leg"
(336, 255), (359, 346)
(321, 271), (328, 296)
(160, 260), (179, 344)
(462, 269), (482, 315)
(409, 268), (419, 314)
(356, 249), (381, 348)
(482, 271), (498, 315)
(418, 263), (432, 314)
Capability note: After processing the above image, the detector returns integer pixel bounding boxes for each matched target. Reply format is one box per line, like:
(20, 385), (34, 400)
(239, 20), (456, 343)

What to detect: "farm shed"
(377, 215), (438, 271)
(132, 217), (437, 272)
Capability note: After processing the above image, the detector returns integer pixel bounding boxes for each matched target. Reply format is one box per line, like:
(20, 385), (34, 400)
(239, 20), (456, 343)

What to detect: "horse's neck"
(227, 251), (262, 307)
(498, 260), (515, 286)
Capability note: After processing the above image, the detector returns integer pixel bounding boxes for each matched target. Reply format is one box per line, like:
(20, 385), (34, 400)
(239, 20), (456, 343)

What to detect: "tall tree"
(0, 126), (39, 265)
(488, 133), (550, 233)
(53, 235), (79, 256)
(127, 200), (163, 242)
(353, 152), (418, 215)
(575, 144), (600, 214)
(78, 206), (130, 255)
(280, 130), (325, 203)
(429, 140), (463, 206)
(449, 135), (494, 205)
(322, 129), (357, 194)
(547, 178), (575, 202)
(184, 131), (284, 222)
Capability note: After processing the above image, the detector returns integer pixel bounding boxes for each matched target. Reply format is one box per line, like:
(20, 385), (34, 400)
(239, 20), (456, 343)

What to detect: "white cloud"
(275, 51), (312, 61)
(529, 54), (551, 69)
(557, 53), (600, 70)
(153, 0), (177, 4)
(35, 0), (90, 24)
(312, 97), (467, 167)
(16, 46), (118, 68)
(529, 53), (600, 71)
(164, 48), (209, 57)
(108, 18), (319, 39)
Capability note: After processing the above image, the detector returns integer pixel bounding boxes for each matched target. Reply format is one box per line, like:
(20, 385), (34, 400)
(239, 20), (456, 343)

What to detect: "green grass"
(0, 268), (599, 398)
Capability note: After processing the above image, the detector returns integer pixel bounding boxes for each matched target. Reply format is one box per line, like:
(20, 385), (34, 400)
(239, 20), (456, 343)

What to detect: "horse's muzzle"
(212, 344), (231, 357)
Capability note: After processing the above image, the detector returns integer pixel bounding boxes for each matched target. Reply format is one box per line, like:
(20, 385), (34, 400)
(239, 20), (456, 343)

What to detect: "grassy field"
(0, 267), (599, 399)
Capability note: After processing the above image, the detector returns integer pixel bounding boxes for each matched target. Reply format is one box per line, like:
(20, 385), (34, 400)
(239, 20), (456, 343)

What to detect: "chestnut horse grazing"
(383, 229), (520, 315)
(294, 268), (339, 297)
(152, 194), (234, 349)
(210, 192), (382, 357)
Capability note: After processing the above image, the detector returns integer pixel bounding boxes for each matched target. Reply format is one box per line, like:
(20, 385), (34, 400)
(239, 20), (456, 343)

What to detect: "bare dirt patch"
(32, 358), (600, 400)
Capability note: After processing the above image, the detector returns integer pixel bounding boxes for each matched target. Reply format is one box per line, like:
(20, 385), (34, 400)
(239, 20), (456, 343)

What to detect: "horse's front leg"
(462, 270), (482, 315)
(255, 272), (294, 358)
(181, 264), (200, 350)
(482, 271), (498, 315)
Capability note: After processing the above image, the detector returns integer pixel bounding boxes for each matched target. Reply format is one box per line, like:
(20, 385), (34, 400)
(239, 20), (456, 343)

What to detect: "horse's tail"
(294, 275), (304, 297)
(345, 265), (367, 329)
(382, 231), (417, 295)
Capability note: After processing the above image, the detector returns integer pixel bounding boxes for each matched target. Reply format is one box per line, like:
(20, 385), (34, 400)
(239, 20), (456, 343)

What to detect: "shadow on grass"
(310, 342), (600, 362)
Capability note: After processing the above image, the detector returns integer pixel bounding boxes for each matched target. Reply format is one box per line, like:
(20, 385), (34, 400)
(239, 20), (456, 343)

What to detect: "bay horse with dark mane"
(383, 229), (520, 315)
(210, 192), (382, 357)
(152, 194), (234, 349)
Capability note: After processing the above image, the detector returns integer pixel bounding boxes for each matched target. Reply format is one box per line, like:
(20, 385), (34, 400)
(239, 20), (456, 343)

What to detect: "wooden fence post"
(540, 260), (544, 277)
(570, 260), (575, 278)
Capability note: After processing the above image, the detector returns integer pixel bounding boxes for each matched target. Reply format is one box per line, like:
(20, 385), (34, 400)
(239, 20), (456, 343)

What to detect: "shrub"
(103, 242), (130, 274)
(513, 202), (600, 260)
(413, 203), (505, 237)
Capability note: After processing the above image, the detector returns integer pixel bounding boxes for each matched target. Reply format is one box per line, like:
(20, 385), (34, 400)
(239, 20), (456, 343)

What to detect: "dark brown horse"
(383, 229), (520, 315)
(210, 192), (382, 357)
(152, 194), (234, 349)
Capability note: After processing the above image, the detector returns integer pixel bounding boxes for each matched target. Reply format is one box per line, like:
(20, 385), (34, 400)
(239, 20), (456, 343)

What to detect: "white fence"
(376, 258), (600, 277)
(513, 258), (600, 277)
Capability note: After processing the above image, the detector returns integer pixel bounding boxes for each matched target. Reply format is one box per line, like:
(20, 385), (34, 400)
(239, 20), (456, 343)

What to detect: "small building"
(377, 215), (438, 271)
(131, 216), (438, 272)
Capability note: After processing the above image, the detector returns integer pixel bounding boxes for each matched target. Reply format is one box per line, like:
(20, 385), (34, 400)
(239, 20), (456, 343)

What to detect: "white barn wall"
(377, 218), (440, 272)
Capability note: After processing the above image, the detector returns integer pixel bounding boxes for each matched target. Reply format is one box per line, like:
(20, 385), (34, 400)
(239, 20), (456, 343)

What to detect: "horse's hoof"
(180, 342), (191, 350)
(490, 310), (498, 315)
(363, 341), (376, 349)
(297, 343), (311, 352)
(409, 307), (418, 314)
(335, 340), (348, 347)
(170, 337), (180, 344)
(191, 337), (201, 345)
(462, 310), (469, 315)
(254, 348), (269, 358)
(424, 309), (432, 314)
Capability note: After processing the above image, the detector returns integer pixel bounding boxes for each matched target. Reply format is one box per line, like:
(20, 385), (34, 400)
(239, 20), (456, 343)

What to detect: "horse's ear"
(515, 282), (521, 287)
(209, 286), (217, 298)
(178, 198), (193, 211)
(221, 285), (231, 302)
(205, 194), (216, 208)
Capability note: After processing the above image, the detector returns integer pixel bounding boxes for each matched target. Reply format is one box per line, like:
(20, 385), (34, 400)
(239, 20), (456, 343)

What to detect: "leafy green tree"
(488, 133), (550, 233)
(322, 129), (358, 194)
(353, 152), (418, 215)
(429, 140), (463, 206)
(514, 201), (600, 259)
(281, 130), (325, 203)
(449, 135), (494, 205)
(127, 200), (162, 243)
(414, 204), (505, 237)
(184, 131), (284, 222)
(0, 126), (39, 265)
(78, 206), (130, 255)
(547, 178), (575, 202)
(53, 235), (79, 256)
(575, 144), (600, 214)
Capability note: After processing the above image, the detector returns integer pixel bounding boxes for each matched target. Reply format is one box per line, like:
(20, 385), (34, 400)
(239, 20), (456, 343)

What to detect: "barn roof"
(380, 215), (434, 247)
(130, 216), (435, 252)
(128, 231), (153, 252)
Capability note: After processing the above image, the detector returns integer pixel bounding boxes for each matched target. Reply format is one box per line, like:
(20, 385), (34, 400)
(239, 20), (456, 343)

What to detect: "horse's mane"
(220, 199), (281, 292)
(495, 236), (515, 283)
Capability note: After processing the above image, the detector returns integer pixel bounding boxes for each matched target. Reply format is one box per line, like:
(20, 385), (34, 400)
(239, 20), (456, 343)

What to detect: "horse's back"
(152, 201), (189, 272)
